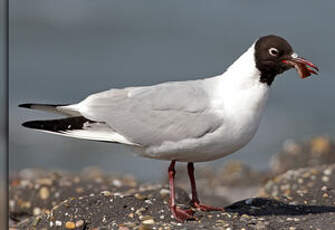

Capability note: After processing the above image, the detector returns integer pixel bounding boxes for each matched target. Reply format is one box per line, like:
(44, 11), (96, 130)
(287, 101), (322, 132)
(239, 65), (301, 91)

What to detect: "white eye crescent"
(291, 52), (298, 58)
(269, 48), (279, 56)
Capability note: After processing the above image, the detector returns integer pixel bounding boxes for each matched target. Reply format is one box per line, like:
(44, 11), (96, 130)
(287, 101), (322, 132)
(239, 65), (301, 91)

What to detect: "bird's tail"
(20, 104), (137, 145)
(21, 116), (125, 144)
(19, 103), (81, 116)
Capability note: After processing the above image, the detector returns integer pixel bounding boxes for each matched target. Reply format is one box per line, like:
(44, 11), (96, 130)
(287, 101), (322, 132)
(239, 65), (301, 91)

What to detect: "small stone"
(144, 199), (152, 205)
(9, 200), (15, 209)
(139, 215), (153, 221)
(142, 219), (155, 225)
(65, 221), (76, 229)
(128, 213), (135, 218)
(75, 220), (84, 227)
(73, 176), (80, 183)
(36, 178), (53, 186)
(135, 207), (146, 216)
(311, 137), (330, 153)
(75, 187), (84, 193)
(101, 191), (112, 196)
(323, 193), (329, 198)
(123, 222), (136, 227)
(112, 179), (122, 187)
(138, 224), (151, 230)
(322, 176), (330, 183)
(21, 201), (31, 209)
(134, 193), (147, 200)
(39, 187), (50, 200)
(159, 188), (170, 199)
(33, 207), (41, 216)
(321, 186), (328, 191)
(289, 227), (296, 230)
(118, 226), (130, 230)
(324, 168), (332, 176)
(55, 220), (62, 226)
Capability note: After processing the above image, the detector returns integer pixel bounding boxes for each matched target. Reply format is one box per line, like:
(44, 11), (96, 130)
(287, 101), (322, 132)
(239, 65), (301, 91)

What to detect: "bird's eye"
(269, 48), (279, 57)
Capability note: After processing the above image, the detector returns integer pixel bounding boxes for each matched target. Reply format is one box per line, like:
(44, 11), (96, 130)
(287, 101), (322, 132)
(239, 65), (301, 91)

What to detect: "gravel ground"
(9, 164), (335, 230)
(9, 137), (335, 229)
(9, 167), (137, 222)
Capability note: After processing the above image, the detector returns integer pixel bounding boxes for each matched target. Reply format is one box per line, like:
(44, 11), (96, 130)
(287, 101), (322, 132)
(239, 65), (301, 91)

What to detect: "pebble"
(65, 221), (76, 229)
(135, 207), (146, 216)
(112, 179), (122, 187)
(119, 226), (130, 230)
(321, 185), (328, 191)
(21, 201), (31, 209)
(324, 168), (332, 176)
(139, 215), (153, 221)
(75, 220), (84, 227)
(9, 200), (15, 208)
(39, 187), (50, 200)
(322, 176), (330, 183)
(101, 191), (112, 196)
(138, 224), (152, 230)
(55, 220), (62, 226)
(159, 189), (170, 199)
(36, 178), (53, 186)
(33, 207), (41, 216)
(142, 219), (155, 225)
(135, 193), (147, 200)
(75, 187), (84, 193)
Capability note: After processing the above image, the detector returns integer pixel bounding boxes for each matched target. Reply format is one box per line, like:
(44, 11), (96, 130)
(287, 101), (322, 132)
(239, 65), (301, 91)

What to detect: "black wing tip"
(21, 116), (93, 131)
(22, 120), (42, 129)
(18, 103), (69, 109)
(19, 103), (33, 109)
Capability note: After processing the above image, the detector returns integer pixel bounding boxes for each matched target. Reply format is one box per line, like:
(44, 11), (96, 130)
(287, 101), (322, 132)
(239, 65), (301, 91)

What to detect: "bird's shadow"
(224, 197), (335, 216)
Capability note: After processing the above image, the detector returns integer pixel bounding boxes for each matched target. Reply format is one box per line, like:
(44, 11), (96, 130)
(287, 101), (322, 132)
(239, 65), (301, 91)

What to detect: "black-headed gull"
(20, 35), (318, 221)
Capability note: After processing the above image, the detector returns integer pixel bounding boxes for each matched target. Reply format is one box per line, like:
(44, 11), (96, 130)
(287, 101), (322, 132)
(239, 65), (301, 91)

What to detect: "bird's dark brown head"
(254, 35), (319, 85)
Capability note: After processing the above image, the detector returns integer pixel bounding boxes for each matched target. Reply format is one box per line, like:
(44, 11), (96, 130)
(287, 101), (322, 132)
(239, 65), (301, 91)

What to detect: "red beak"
(282, 55), (319, 79)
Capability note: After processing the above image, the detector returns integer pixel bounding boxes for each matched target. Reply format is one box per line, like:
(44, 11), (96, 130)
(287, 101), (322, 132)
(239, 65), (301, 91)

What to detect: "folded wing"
(76, 80), (223, 146)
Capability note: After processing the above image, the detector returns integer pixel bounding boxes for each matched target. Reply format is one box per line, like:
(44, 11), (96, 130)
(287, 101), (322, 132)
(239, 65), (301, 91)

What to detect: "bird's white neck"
(223, 43), (262, 86)
(209, 42), (270, 121)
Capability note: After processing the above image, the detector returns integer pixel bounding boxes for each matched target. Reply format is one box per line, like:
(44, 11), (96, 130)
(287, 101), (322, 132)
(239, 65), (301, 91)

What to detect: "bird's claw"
(170, 205), (196, 221)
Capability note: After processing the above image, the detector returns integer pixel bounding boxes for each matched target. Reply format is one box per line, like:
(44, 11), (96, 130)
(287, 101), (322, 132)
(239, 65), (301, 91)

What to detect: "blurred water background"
(9, 0), (335, 182)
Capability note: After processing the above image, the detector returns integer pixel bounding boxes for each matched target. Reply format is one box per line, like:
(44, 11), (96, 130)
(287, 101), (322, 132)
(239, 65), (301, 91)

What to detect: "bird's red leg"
(187, 162), (224, 211)
(168, 160), (195, 221)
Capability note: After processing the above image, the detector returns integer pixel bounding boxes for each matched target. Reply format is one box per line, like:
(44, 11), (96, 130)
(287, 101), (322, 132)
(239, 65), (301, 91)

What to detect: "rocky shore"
(9, 136), (335, 229)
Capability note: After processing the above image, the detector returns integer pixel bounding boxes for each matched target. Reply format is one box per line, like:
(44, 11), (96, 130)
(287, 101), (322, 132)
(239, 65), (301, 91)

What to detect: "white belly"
(135, 126), (258, 162)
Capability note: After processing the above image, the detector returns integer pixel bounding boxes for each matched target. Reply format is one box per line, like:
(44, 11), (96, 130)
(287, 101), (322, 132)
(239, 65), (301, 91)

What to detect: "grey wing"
(77, 80), (223, 146)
